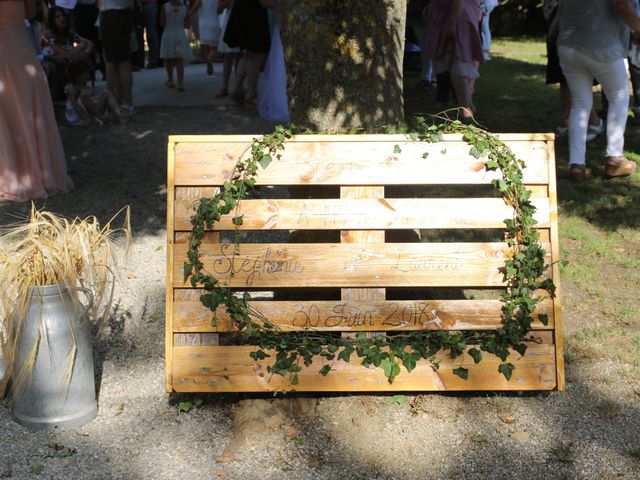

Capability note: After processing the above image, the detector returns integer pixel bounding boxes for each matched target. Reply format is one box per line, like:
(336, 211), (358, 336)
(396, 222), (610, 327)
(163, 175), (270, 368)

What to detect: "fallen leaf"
(284, 426), (300, 438)
(500, 415), (516, 424)
(509, 431), (530, 441)
(215, 455), (237, 463)
(216, 472), (227, 478)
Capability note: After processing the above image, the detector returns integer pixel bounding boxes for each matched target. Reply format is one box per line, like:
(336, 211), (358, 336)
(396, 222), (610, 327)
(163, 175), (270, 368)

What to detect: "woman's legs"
(244, 52), (265, 99)
(176, 59), (185, 89)
(165, 59), (174, 84)
(116, 61), (133, 107)
(231, 52), (248, 99)
(219, 53), (233, 95)
(558, 46), (594, 166)
(481, 13), (492, 59)
(593, 58), (629, 158)
(449, 73), (474, 118)
(106, 62), (119, 98)
(202, 44), (213, 75)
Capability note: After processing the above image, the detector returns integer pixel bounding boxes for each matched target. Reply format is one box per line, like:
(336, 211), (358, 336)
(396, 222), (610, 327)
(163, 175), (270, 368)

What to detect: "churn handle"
(76, 287), (94, 317)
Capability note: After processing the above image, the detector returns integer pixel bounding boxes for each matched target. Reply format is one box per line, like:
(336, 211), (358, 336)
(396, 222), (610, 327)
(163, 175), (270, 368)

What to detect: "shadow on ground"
(0, 105), (274, 236)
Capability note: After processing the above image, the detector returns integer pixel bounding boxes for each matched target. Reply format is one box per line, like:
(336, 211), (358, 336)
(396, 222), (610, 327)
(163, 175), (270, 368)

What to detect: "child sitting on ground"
(64, 61), (122, 126)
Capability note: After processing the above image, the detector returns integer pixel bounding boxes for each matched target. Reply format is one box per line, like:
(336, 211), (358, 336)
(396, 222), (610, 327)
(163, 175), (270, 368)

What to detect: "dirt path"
(0, 107), (639, 480)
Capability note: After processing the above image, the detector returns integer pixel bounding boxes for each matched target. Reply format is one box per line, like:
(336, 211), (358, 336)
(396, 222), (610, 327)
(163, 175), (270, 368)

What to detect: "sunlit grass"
(404, 37), (640, 375)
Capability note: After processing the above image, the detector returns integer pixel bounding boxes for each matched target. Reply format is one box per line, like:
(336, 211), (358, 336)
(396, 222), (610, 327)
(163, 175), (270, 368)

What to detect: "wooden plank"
(170, 343), (557, 392)
(546, 140), (565, 391)
(173, 138), (550, 186)
(174, 242), (551, 288)
(174, 187), (220, 349)
(340, 186), (386, 340)
(166, 141), (176, 392)
(173, 197), (552, 231)
(169, 133), (555, 143)
(172, 298), (555, 332)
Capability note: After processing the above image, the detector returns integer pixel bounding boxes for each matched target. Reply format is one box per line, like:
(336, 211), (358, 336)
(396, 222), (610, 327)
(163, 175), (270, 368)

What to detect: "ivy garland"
(182, 120), (555, 385)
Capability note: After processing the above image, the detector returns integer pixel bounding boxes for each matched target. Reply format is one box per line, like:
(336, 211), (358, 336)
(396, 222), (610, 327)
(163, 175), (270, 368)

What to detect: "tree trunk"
(279, 0), (406, 131)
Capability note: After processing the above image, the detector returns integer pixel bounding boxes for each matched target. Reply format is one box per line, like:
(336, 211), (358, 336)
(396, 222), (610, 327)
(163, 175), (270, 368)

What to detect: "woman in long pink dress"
(0, 0), (72, 202)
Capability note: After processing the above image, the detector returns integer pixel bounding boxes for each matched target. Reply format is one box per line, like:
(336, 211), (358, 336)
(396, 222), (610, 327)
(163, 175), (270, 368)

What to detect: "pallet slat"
(173, 137), (550, 186)
(171, 343), (557, 392)
(173, 197), (551, 231)
(173, 242), (551, 288)
(172, 298), (555, 332)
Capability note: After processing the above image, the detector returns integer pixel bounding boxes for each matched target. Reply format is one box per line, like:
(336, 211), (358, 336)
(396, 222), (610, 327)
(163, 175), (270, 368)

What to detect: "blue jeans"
(481, 13), (492, 54)
(141, 2), (159, 65)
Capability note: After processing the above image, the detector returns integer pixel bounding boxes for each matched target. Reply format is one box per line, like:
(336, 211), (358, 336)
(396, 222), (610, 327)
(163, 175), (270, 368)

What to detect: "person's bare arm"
(217, 0), (231, 14)
(23, 0), (37, 20)
(159, 3), (166, 27)
(187, 0), (201, 18)
(443, 0), (465, 44)
(615, 0), (640, 31)
(68, 90), (92, 123)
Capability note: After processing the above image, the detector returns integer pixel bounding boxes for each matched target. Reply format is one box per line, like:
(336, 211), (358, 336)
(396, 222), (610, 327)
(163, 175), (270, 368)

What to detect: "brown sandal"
(568, 163), (591, 183)
(604, 156), (636, 179)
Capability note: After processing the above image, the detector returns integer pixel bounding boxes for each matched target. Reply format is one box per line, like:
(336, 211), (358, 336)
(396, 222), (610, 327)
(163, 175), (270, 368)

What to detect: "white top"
(558, 0), (628, 63)
(100, 0), (133, 11)
(55, 0), (77, 9)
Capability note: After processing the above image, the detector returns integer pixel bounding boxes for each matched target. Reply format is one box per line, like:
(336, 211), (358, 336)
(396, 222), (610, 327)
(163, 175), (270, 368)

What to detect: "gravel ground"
(0, 106), (639, 480)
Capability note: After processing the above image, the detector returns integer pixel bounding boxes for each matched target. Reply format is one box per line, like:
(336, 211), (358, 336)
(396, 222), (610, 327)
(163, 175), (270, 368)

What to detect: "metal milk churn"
(12, 285), (97, 430)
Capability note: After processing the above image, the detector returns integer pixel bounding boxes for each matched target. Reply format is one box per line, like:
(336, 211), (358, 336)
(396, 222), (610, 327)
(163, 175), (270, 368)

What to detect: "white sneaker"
(554, 125), (569, 138)
(586, 119), (604, 142)
(119, 105), (135, 117)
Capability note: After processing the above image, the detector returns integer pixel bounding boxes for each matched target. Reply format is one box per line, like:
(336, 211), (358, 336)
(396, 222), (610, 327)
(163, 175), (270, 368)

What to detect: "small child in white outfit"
(160, 0), (194, 91)
(64, 60), (122, 126)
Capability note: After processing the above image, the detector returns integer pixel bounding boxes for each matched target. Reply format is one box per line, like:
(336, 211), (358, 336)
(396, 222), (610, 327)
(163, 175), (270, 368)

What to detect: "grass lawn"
(405, 37), (640, 376)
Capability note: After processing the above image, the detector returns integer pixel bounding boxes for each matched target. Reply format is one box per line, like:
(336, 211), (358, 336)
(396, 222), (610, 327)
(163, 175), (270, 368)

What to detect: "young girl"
(64, 60), (122, 126)
(160, 0), (194, 92)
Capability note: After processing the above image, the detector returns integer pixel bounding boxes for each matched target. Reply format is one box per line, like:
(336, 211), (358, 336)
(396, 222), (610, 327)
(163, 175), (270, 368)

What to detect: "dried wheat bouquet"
(0, 204), (131, 395)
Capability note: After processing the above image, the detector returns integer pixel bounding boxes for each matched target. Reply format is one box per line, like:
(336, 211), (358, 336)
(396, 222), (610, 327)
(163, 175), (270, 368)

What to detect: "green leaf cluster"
(183, 121), (556, 386)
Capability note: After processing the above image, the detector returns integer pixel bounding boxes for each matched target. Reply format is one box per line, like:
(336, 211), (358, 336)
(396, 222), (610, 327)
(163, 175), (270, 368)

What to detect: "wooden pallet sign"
(166, 134), (563, 393)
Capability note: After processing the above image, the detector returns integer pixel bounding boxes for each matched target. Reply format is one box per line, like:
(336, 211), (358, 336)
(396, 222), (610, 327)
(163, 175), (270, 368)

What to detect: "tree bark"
(279, 0), (406, 131)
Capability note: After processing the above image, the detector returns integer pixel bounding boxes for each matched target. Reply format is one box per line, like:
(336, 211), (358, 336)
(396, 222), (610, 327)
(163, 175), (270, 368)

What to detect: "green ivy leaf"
(468, 347), (482, 364)
(393, 144), (402, 154)
(183, 262), (192, 282)
(513, 343), (528, 356)
(259, 154), (273, 169)
(453, 367), (469, 380)
(30, 465), (44, 475)
(404, 354), (417, 373)
(232, 215), (244, 226)
(178, 401), (193, 413)
(380, 359), (393, 379)
(319, 365), (331, 376)
(538, 313), (549, 326)
(498, 363), (515, 381)
(387, 394), (407, 405)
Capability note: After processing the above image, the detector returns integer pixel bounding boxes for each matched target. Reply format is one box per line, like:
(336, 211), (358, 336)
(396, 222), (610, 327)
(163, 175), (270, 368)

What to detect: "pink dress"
(0, 1), (72, 202)
(425, 0), (483, 78)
